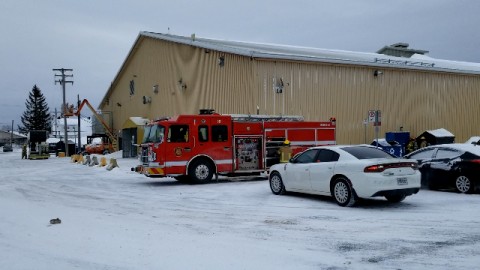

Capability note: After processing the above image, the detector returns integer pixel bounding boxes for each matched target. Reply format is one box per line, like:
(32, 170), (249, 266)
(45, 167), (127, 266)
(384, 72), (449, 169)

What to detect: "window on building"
(129, 80), (135, 96)
(168, 125), (189, 143)
(198, 126), (208, 142)
(212, 125), (228, 142)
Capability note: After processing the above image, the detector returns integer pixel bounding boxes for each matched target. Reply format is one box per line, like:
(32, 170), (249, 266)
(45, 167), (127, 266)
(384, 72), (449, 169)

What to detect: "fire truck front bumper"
(131, 165), (165, 177)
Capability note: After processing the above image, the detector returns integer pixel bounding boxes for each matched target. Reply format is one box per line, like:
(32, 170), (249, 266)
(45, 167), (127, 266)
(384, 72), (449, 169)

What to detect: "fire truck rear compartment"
(235, 137), (261, 171)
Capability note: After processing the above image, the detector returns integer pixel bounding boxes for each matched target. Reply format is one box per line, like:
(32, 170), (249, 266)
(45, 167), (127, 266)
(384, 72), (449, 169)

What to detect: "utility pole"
(53, 68), (73, 157)
(77, 94), (81, 153)
(54, 108), (58, 138)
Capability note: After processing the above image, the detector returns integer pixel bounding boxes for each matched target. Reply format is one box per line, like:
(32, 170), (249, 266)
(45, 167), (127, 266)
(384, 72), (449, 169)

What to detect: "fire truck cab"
(133, 110), (336, 183)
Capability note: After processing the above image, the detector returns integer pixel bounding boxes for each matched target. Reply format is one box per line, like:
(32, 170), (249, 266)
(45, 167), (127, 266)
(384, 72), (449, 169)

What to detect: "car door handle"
(224, 147), (231, 151)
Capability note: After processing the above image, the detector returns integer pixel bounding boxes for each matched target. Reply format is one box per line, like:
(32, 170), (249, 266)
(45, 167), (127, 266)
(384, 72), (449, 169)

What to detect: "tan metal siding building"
(100, 32), (480, 146)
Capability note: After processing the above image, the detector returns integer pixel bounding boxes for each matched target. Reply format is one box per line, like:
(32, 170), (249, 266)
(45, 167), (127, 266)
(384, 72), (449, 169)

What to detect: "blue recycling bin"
(386, 132), (410, 146)
(385, 132), (410, 156)
(371, 139), (404, 157)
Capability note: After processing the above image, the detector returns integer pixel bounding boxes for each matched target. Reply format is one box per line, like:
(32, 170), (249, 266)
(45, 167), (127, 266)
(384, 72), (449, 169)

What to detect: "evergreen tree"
(18, 85), (52, 134)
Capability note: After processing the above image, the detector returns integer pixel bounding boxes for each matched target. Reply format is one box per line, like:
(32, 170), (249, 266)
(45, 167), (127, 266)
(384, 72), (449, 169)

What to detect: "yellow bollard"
(99, 157), (107, 167)
(71, 154), (79, 163)
(106, 158), (119, 171)
(77, 154), (85, 164)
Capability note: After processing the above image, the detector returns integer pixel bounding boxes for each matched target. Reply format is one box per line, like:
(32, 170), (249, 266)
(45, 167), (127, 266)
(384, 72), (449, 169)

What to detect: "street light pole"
(53, 68), (73, 157)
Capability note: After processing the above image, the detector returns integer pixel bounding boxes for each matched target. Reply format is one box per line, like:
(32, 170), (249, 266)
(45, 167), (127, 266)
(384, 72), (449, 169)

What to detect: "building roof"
(425, 128), (455, 138)
(0, 130), (27, 140)
(141, 31), (480, 75)
(122, 117), (150, 129)
(101, 31), (480, 109)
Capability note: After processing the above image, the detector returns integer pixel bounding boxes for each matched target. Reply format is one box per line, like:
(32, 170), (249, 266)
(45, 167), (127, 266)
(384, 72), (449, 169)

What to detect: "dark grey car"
(405, 144), (480, 193)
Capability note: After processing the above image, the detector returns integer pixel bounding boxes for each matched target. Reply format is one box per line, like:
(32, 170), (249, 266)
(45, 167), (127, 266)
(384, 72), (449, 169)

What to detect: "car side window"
(294, 149), (319, 163)
(410, 149), (436, 159)
(317, 149), (340, 162)
(435, 149), (461, 159)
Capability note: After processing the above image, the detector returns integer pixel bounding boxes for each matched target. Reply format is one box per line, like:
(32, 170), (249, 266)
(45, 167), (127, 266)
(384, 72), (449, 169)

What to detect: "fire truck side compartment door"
(209, 116), (233, 173)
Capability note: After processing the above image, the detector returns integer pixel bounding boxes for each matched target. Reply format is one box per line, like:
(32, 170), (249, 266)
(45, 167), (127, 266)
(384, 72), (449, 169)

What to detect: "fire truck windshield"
(142, 124), (165, 143)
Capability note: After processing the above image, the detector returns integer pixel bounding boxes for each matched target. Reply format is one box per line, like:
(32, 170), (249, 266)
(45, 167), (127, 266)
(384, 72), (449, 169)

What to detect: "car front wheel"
(269, 172), (286, 195)
(455, 175), (474, 193)
(331, 177), (357, 207)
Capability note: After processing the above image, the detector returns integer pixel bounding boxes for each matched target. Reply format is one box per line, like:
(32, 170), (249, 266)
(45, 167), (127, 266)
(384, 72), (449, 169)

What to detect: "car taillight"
(364, 162), (418, 173)
(364, 165), (385, 173)
(470, 159), (480, 164)
(410, 163), (419, 170)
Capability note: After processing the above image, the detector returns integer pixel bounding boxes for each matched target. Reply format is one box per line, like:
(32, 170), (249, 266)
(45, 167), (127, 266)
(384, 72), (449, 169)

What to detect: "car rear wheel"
(455, 175), (474, 193)
(385, 194), (406, 203)
(269, 172), (286, 195)
(332, 177), (357, 207)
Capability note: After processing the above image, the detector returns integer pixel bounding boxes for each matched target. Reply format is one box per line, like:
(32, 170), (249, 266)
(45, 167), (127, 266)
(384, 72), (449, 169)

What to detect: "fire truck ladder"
(65, 99), (118, 152)
(229, 114), (304, 122)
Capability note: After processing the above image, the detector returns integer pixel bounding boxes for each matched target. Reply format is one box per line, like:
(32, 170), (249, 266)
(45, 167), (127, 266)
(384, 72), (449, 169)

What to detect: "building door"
(122, 128), (137, 158)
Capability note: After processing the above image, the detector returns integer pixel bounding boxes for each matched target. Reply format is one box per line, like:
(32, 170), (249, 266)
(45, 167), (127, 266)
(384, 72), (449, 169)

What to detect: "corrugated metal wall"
(255, 60), (480, 143)
(102, 37), (480, 145)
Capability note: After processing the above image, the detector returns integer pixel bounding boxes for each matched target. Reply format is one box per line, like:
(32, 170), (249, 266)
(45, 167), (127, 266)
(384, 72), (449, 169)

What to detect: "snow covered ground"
(1, 148), (480, 270)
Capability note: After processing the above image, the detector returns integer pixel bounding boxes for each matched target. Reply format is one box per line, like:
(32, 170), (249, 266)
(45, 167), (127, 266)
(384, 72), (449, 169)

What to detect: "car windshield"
(142, 124), (165, 143)
(341, 146), (395, 159)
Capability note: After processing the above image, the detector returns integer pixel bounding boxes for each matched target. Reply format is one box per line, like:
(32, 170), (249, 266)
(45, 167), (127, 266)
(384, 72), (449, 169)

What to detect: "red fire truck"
(132, 110), (336, 183)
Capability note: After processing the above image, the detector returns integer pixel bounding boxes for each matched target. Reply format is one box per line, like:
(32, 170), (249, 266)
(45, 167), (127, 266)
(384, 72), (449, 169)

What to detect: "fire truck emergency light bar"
(229, 114), (304, 122)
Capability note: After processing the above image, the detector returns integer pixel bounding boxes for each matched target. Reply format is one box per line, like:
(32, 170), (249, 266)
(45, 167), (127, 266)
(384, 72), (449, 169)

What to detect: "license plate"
(397, 177), (408, 185)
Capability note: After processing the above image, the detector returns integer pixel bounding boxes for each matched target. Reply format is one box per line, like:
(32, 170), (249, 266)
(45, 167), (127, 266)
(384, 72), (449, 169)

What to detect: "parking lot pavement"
(1, 150), (480, 269)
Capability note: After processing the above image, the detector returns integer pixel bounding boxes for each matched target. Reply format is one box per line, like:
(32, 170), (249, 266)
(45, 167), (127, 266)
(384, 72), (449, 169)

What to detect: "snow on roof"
(465, 136), (480, 144)
(371, 138), (390, 147)
(435, 143), (480, 156)
(129, 117), (150, 126)
(426, 128), (454, 138)
(140, 31), (480, 75)
(46, 138), (60, 143)
(12, 131), (27, 138)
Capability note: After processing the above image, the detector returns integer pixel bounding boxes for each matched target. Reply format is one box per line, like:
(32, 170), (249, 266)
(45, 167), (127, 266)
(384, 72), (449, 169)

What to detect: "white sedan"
(269, 145), (421, 207)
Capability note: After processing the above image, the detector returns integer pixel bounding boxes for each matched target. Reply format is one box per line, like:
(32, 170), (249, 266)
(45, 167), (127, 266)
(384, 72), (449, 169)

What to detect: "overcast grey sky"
(1, 0), (479, 130)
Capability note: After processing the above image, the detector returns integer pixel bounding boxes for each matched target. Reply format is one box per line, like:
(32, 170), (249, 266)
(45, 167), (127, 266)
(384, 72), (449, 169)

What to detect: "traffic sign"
(368, 110), (381, 126)
(368, 110), (376, 123)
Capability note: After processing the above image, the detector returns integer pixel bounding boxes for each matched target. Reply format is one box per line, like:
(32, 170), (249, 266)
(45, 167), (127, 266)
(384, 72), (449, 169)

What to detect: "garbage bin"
(386, 131), (410, 156)
(371, 139), (403, 157)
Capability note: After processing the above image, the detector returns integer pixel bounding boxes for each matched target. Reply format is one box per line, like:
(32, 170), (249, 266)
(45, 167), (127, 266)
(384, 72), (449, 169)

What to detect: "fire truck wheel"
(269, 172), (286, 195)
(188, 159), (214, 184)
